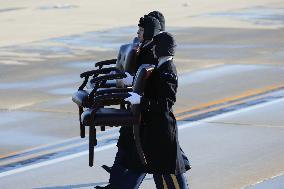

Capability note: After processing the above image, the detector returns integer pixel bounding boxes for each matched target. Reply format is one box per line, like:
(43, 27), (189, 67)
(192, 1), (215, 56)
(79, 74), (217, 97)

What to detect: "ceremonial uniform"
(141, 58), (185, 174)
(123, 32), (190, 189)
(123, 57), (189, 189)
(98, 14), (190, 189)
(115, 15), (160, 166)
(117, 39), (157, 156)
(106, 15), (162, 189)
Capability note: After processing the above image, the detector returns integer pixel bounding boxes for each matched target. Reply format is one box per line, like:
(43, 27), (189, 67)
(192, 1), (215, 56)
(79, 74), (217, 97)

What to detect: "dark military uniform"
(141, 59), (185, 174)
(116, 14), (160, 160)
(114, 59), (190, 189)
(106, 16), (163, 189)
(117, 40), (158, 169)
(108, 41), (159, 189)
(116, 40), (157, 158)
(105, 17), (190, 189)
(135, 41), (157, 71)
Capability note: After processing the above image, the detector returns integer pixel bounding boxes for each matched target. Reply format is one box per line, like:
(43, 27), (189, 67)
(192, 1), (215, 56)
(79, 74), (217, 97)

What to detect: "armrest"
(95, 88), (132, 96)
(78, 76), (90, 90)
(78, 67), (120, 90)
(92, 93), (130, 108)
(80, 67), (121, 78)
(91, 72), (126, 84)
(87, 73), (127, 101)
(94, 59), (117, 68)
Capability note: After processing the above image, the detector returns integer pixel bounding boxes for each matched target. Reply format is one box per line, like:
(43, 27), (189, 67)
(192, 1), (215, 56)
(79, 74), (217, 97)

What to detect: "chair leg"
(79, 107), (85, 138)
(89, 126), (97, 167)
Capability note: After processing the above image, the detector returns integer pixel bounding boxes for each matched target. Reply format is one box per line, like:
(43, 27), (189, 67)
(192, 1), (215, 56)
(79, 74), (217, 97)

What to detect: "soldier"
(125, 31), (190, 189)
(95, 15), (162, 189)
(96, 11), (190, 189)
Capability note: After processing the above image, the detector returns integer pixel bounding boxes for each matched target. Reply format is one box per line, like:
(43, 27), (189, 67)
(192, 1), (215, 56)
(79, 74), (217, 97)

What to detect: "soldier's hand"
(122, 72), (134, 86)
(125, 92), (141, 104)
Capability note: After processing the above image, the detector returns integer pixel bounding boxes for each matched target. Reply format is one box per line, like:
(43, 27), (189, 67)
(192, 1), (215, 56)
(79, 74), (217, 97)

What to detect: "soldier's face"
(137, 27), (144, 42)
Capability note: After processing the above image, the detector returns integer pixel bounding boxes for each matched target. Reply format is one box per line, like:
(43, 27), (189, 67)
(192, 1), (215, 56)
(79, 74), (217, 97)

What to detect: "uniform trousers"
(109, 148), (189, 189)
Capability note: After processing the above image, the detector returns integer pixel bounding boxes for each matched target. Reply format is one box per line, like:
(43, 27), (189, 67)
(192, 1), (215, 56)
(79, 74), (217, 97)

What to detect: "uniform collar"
(157, 56), (173, 68)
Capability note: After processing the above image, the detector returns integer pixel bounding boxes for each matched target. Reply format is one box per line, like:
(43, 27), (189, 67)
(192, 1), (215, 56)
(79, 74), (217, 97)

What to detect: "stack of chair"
(72, 38), (155, 166)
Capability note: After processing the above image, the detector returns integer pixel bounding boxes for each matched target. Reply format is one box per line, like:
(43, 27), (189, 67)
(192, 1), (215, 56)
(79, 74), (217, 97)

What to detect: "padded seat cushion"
(81, 108), (139, 126)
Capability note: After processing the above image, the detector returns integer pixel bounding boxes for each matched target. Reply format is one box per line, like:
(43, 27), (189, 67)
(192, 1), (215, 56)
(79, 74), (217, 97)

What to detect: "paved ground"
(0, 89), (284, 189)
(1, 2), (284, 188)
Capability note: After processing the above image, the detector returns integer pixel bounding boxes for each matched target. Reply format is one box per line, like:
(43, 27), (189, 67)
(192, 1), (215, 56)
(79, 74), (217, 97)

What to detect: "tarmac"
(0, 1), (284, 188)
(0, 89), (284, 189)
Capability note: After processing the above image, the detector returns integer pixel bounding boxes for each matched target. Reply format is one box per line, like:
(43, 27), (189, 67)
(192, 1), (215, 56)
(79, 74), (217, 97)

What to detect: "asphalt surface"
(0, 88), (284, 189)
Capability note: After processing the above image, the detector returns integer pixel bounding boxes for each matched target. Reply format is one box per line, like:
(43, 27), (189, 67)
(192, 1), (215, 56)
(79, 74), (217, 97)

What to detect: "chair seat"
(82, 108), (139, 126)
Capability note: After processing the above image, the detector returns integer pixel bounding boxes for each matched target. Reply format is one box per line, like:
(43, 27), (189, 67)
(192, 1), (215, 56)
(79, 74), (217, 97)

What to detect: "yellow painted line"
(0, 135), (88, 160)
(0, 141), (88, 166)
(177, 101), (240, 121)
(0, 125), (116, 160)
(0, 131), (119, 163)
(175, 84), (284, 116)
(176, 93), (266, 121)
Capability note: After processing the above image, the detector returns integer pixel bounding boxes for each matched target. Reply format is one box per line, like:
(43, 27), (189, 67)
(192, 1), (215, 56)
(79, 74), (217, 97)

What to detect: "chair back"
(131, 64), (155, 116)
(116, 38), (139, 75)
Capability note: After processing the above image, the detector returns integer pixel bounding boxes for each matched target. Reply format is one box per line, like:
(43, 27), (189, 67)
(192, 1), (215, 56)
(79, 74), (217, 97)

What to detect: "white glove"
(125, 92), (141, 104)
(122, 72), (134, 86)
